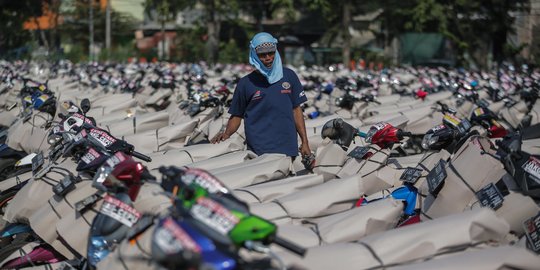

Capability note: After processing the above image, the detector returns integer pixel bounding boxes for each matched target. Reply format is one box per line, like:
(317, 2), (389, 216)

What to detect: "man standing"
(211, 32), (311, 158)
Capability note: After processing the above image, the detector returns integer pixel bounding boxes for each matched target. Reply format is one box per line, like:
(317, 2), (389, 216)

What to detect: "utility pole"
(106, 0), (111, 56)
(89, 0), (95, 61)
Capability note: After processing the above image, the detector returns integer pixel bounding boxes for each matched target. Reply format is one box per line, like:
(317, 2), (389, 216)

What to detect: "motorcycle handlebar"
(495, 140), (513, 154)
(130, 150), (152, 162)
(273, 235), (306, 257)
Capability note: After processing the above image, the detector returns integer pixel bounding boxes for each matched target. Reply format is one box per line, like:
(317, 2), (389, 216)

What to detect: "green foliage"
(64, 43), (88, 62)
(218, 39), (246, 63)
(377, 0), (530, 67)
(0, 0), (45, 54)
(98, 44), (139, 62)
(144, 0), (193, 22)
(59, 1), (139, 61)
(172, 28), (207, 62)
(406, 0), (447, 32)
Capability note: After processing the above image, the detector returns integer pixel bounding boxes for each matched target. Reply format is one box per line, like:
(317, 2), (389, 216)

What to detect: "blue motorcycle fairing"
(176, 220), (236, 270)
(1, 223), (32, 238)
(390, 185), (418, 216)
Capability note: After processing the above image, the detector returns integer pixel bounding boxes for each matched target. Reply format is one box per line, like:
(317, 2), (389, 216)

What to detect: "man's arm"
(293, 106), (311, 156)
(211, 115), (242, 143)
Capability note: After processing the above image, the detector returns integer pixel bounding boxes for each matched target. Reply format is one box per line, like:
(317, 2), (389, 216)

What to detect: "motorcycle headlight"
(93, 166), (113, 185)
(88, 236), (111, 266)
(421, 134), (440, 150)
(422, 133), (439, 150)
(48, 134), (62, 145)
(365, 128), (377, 144)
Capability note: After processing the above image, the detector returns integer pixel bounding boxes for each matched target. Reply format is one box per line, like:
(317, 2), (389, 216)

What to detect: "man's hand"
(211, 116), (242, 144)
(299, 143), (311, 157)
(211, 132), (230, 143)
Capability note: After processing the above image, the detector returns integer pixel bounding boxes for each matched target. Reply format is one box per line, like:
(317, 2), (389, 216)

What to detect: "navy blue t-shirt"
(229, 67), (307, 156)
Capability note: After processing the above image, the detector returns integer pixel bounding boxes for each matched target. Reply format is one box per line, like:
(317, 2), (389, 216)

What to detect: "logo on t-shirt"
(282, 82), (291, 89)
(252, 90), (262, 100)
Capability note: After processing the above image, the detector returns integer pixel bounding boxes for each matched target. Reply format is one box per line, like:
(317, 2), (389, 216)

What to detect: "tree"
(60, 0), (138, 61)
(146, 0), (283, 64)
(379, 0), (530, 68)
(0, 0), (45, 57)
(276, 0), (380, 67)
(144, 0), (192, 60)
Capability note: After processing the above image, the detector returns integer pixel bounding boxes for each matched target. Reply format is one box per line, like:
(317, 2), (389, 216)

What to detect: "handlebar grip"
(401, 131), (413, 137)
(273, 235), (306, 257)
(495, 140), (512, 154)
(131, 150), (152, 162)
(358, 131), (367, 138)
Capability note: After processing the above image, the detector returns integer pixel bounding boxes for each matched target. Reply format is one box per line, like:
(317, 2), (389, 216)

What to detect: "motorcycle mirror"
(81, 98), (91, 114)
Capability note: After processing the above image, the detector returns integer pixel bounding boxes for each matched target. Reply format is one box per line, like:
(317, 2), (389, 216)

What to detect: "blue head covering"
(249, 32), (283, 84)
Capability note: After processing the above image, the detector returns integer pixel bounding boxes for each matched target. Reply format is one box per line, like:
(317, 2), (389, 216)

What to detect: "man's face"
(257, 51), (275, 68)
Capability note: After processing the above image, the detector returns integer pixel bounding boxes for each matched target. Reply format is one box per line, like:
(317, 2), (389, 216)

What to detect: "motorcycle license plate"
(75, 193), (102, 213)
(31, 152), (44, 174)
(347, 146), (370, 160)
(473, 107), (485, 117)
(427, 159), (447, 196)
(99, 195), (141, 227)
(181, 169), (228, 194)
(523, 213), (540, 253)
(400, 167), (423, 184)
(443, 114), (461, 129)
(7, 103), (16, 111)
(522, 157), (540, 183)
(457, 118), (471, 134)
(475, 183), (504, 210)
(190, 197), (239, 235)
(89, 128), (117, 148)
(53, 175), (77, 197)
(22, 110), (32, 123)
(153, 218), (200, 255)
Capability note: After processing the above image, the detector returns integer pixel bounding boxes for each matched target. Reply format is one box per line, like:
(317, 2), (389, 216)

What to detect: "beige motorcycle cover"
(233, 174), (325, 204)
(185, 150), (257, 171)
(3, 160), (78, 224)
(144, 136), (245, 170)
(124, 119), (199, 153)
(209, 153), (291, 189)
(276, 198), (403, 248)
(100, 110), (170, 136)
(275, 208), (510, 270)
(87, 93), (138, 117)
(388, 245), (540, 270)
(422, 136), (506, 219)
(250, 174), (365, 223)
(6, 111), (53, 153)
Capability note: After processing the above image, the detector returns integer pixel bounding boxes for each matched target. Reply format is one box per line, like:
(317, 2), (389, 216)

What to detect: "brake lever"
(301, 153), (316, 171)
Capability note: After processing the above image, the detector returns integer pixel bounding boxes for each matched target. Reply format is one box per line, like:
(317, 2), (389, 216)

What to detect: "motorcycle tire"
(0, 229), (36, 252)
(0, 238), (36, 265)
(0, 158), (18, 181)
(0, 189), (18, 224)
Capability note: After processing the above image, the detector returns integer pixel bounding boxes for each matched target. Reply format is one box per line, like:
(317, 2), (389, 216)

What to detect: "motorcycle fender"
(0, 146), (26, 160)
(15, 153), (37, 167)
